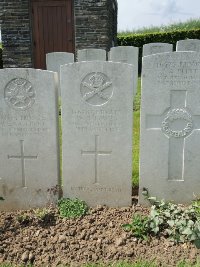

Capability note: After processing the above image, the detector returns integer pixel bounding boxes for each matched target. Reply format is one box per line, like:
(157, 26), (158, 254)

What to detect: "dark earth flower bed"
(1, 198), (200, 267)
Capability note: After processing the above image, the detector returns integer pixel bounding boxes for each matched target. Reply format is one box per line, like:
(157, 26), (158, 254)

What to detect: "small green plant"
(34, 208), (54, 222)
(17, 214), (30, 224)
(192, 199), (200, 215)
(147, 198), (200, 244)
(58, 198), (88, 218)
(0, 196), (4, 201)
(123, 192), (200, 247)
(123, 214), (149, 240)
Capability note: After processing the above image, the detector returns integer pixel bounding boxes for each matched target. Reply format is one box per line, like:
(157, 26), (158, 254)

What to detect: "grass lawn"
(85, 263), (200, 267)
(1, 260), (200, 267)
(132, 78), (141, 186)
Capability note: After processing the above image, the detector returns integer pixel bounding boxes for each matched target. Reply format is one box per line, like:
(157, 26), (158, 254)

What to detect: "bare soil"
(0, 197), (200, 267)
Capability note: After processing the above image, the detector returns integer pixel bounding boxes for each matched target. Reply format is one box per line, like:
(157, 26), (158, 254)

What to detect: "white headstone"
(176, 39), (200, 52)
(109, 46), (139, 95)
(143, 43), (173, 57)
(139, 52), (200, 205)
(46, 52), (74, 73)
(77, 49), (107, 61)
(0, 69), (60, 211)
(61, 62), (134, 207)
(46, 52), (74, 96)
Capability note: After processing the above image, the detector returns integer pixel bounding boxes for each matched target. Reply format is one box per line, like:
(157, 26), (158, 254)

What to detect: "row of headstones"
(47, 39), (200, 96)
(1, 50), (200, 211)
(47, 39), (200, 74)
(0, 62), (134, 211)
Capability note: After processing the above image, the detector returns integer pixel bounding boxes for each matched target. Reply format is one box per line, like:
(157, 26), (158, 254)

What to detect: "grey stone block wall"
(0, 0), (117, 68)
(0, 0), (32, 68)
(74, 0), (118, 51)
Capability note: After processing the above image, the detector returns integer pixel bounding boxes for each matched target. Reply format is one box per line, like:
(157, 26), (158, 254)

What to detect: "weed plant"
(123, 193), (200, 247)
(58, 198), (88, 218)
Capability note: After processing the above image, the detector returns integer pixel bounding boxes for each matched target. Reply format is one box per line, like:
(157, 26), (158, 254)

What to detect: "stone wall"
(74, 0), (118, 52)
(0, 0), (118, 68)
(0, 0), (32, 68)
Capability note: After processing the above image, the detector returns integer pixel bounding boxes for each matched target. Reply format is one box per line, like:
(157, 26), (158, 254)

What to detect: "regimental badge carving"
(4, 78), (35, 110)
(162, 108), (193, 138)
(80, 72), (113, 106)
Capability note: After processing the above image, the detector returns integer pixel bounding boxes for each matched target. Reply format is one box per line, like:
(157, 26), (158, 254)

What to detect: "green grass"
(84, 263), (200, 267)
(59, 108), (62, 183)
(2, 262), (200, 267)
(132, 78), (141, 186)
(84, 262), (157, 267)
(118, 18), (200, 36)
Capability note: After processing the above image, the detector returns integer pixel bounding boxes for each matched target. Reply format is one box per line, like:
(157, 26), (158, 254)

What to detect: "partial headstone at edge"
(176, 39), (200, 52)
(143, 43), (173, 57)
(139, 52), (200, 205)
(46, 52), (74, 96)
(109, 46), (139, 95)
(61, 61), (134, 207)
(46, 52), (74, 73)
(77, 49), (107, 62)
(0, 69), (60, 211)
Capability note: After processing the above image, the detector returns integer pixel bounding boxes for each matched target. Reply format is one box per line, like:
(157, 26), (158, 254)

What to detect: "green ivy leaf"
(182, 227), (193, 235)
(153, 226), (159, 234)
(166, 229), (172, 235)
(167, 220), (175, 227)
(194, 239), (200, 248)
(164, 211), (171, 217)
(122, 224), (133, 231)
(187, 220), (194, 226)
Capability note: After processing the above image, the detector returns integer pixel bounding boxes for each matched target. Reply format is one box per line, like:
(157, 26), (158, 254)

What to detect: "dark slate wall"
(74, 0), (118, 52)
(0, 0), (32, 68)
(0, 0), (118, 68)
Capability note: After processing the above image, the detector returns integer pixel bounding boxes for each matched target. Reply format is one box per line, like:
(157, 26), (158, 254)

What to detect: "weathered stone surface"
(176, 39), (200, 52)
(139, 52), (200, 205)
(61, 61), (134, 207)
(77, 49), (107, 61)
(0, 69), (60, 211)
(46, 52), (74, 74)
(46, 52), (74, 95)
(143, 43), (173, 57)
(109, 46), (139, 95)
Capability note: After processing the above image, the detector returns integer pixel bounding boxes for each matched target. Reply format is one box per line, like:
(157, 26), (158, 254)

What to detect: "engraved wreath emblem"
(162, 108), (193, 138)
(4, 78), (35, 110)
(80, 72), (113, 106)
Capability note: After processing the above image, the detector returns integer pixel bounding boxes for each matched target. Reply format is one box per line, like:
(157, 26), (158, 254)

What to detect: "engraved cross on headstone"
(81, 135), (112, 184)
(8, 140), (38, 188)
(146, 90), (200, 181)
